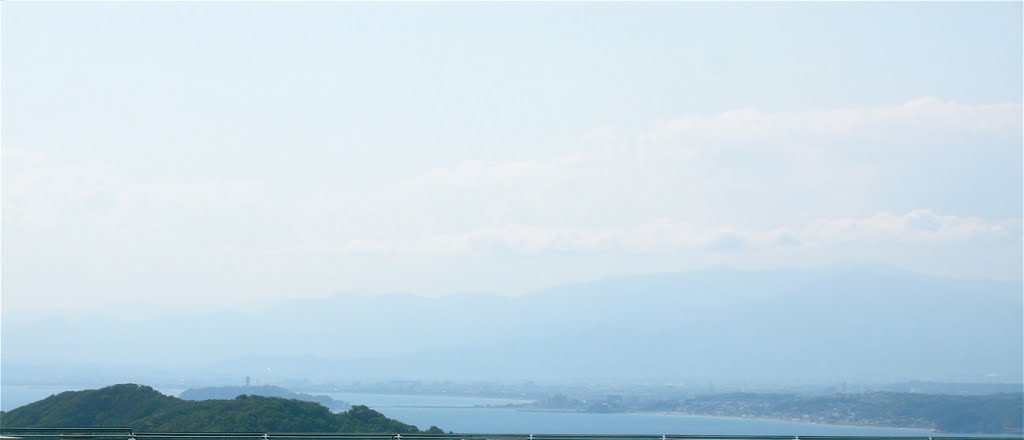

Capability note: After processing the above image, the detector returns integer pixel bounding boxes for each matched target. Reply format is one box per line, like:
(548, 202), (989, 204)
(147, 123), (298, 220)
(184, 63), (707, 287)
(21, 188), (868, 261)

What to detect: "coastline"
(647, 411), (936, 433)
(482, 405), (938, 433)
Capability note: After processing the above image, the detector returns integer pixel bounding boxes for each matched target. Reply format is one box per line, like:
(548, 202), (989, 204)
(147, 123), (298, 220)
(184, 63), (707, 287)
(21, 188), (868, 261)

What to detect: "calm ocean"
(318, 391), (941, 436)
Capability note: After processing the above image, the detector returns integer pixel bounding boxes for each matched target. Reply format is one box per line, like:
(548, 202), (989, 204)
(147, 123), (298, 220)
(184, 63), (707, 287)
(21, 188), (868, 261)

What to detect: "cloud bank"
(3, 98), (1021, 308)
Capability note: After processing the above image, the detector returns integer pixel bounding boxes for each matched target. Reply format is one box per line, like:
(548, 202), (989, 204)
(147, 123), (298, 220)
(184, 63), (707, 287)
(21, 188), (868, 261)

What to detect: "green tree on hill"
(0, 384), (428, 433)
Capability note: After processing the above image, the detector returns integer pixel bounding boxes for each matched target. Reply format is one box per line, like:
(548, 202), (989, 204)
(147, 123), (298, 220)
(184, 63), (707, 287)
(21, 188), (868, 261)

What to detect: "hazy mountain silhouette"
(3, 266), (1020, 385)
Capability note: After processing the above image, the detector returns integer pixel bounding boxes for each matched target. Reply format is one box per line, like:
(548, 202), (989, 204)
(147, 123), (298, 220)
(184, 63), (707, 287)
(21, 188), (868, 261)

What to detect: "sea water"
(321, 391), (941, 436)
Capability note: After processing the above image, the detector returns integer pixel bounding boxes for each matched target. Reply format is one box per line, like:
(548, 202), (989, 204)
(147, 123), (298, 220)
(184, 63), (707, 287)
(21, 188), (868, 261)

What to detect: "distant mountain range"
(0, 384), (438, 433)
(2, 266), (1021, 385)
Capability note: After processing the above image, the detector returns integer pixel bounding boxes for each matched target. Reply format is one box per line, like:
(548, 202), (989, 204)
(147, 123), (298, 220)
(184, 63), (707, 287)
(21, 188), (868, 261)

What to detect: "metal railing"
(1, 429), (1021, 440)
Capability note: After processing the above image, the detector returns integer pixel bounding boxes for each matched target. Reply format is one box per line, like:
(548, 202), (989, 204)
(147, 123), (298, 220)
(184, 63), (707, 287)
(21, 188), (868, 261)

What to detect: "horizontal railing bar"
(0, 433), (135, 437)
(0, 433), (134, 437)
(1, 432), (1020, 440)
(0, 430), (133, 433)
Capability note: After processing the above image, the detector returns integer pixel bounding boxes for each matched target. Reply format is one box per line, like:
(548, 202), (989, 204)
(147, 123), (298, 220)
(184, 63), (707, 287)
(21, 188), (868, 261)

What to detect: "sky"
(2, 2), (1022, 316)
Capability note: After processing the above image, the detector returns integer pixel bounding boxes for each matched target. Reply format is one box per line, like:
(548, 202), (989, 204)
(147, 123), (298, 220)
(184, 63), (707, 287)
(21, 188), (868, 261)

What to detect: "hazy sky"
(3, 2), (1022, 315)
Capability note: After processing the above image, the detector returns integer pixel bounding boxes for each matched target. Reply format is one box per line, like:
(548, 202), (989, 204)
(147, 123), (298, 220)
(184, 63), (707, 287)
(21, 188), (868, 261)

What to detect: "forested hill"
(0, 384), (440, 433)
(180, 385), (349, 411)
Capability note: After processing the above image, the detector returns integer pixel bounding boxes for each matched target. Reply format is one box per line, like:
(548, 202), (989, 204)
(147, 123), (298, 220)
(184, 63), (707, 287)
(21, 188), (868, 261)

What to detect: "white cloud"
(267, 209), (1016, 257)
(2, 157), (114, 229)
(3, 98), (1020, 310)
(257, 97), (1021, 272)
(355, 98), (1022, 232)
(2, 153), (266, 244)
(807, 209), (1013, 244)
(1, 147), (48, 162)
(647, 97), (1022, 148)
(7, 98), (1018, 243)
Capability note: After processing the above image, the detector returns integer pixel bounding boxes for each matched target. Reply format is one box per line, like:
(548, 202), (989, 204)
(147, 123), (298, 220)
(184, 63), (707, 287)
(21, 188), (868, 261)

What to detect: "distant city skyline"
(2, 2), (1021, 315)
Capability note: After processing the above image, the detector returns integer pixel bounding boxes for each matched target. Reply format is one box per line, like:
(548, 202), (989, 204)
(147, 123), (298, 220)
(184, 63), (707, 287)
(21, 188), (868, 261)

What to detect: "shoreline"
(315, 390), (535, 403)
(454, 405), (937, 433)
(647, 411), (936, 433)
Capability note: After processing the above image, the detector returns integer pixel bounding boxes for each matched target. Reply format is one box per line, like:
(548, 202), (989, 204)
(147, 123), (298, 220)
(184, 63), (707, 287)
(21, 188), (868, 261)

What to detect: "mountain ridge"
(2, 266), (1020, 384)
(0, 384), (439, 433)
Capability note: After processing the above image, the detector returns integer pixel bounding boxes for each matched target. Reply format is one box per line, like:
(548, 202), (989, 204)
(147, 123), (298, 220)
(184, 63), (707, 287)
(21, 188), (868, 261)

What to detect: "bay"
(322, 391), (941, 436)
(320, 391), (533, 408)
